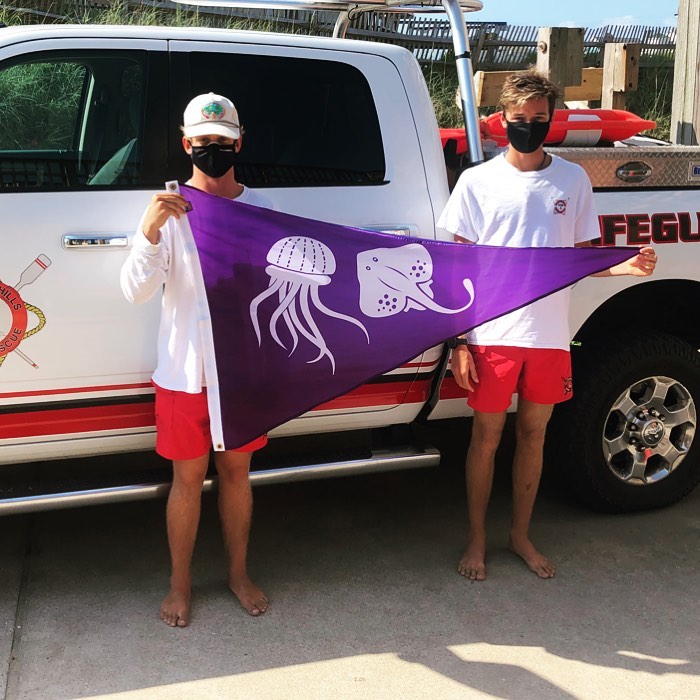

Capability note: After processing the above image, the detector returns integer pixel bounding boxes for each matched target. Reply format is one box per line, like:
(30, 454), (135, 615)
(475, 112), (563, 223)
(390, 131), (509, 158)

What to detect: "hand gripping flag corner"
(176, 184), (636, 450)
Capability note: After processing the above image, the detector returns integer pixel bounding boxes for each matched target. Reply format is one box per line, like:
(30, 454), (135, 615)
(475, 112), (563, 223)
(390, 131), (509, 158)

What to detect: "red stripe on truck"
(0, 383), (153, 400)
(1, 380), (436, 440)
(0, 403), (156, 439)
(439, 376), (468, 400)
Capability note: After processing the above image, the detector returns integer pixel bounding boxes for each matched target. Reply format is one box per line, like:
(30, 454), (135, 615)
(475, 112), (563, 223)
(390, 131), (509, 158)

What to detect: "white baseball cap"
(183, 93), (241, 140)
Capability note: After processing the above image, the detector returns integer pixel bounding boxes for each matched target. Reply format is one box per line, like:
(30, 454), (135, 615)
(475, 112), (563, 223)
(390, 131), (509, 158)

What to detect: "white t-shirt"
(120, 186), (273, 392)
(437, 154), (599, 350)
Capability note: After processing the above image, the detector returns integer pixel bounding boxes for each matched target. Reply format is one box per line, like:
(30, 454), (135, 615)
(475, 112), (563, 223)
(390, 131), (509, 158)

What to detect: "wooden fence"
(3, 1), (677, 68)
(346, 17), (676, 68)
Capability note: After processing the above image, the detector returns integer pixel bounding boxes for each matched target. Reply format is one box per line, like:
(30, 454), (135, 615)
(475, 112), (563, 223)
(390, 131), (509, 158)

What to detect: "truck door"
(0, 39), (167, 454)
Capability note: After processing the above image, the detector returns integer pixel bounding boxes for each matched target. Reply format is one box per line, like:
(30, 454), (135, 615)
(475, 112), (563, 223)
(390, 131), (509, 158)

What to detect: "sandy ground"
(2, 421), (699, 700)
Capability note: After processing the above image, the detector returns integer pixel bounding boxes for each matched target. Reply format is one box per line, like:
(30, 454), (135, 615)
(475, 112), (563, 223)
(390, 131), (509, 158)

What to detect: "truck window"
(0, 62), (85, 151)
(0, 51), (149, 192)
(172, 51), (386, 188)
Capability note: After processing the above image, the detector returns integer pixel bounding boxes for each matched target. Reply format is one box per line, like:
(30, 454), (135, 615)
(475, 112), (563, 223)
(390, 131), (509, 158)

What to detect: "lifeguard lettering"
(597, 212), (700, 246)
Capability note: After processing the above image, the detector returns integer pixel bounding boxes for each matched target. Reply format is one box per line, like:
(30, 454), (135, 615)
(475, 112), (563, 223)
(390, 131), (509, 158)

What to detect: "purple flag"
(176, 184), (635, 450)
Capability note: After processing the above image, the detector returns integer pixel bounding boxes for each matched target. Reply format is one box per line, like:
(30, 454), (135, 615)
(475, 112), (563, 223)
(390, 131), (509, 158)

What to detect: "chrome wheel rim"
(602, 376), (696, 485)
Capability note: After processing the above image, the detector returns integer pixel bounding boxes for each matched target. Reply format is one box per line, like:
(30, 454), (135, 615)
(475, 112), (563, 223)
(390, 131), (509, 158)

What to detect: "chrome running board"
(0, 446), (440, 515)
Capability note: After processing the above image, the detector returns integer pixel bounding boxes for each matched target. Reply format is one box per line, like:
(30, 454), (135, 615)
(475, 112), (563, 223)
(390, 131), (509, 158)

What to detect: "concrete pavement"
(2, 423), (700, 699)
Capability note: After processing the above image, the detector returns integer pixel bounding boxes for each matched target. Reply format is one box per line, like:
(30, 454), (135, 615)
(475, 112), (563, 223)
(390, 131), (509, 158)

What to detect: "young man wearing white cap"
(121, 93), (272, 627)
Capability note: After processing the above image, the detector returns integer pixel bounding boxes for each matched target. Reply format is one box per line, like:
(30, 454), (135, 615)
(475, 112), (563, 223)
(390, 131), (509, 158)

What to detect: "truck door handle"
(62, 234), (128, 249)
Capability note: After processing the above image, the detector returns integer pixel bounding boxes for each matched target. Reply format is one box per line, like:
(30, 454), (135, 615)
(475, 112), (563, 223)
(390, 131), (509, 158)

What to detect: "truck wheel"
(548, 333), (700, 512)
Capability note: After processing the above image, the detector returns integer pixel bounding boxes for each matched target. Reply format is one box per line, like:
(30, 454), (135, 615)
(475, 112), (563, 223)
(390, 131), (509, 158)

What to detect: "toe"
(536, 561), (555, 578)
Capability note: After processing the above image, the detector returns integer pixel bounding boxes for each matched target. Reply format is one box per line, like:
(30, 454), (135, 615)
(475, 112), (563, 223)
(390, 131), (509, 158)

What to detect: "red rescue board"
(482, 109), (657, 147)
(439, 128), (468, 155)
(440, 110), (657, 155)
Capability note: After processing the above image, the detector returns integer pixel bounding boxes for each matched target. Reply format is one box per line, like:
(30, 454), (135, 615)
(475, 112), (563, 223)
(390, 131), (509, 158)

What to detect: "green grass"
(0, 61), (86, 149)
(422, 64), (463, 128)
(627, 64), (674, 141)
(0, 1), (304, 32)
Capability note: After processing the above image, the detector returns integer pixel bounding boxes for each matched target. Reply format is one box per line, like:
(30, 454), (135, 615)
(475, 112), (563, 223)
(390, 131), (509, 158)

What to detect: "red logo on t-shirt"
(553, 199), (568, 215)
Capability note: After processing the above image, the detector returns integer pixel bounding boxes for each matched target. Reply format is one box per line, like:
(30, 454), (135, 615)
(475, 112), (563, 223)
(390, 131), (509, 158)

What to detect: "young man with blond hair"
(438, 71), (657, 581)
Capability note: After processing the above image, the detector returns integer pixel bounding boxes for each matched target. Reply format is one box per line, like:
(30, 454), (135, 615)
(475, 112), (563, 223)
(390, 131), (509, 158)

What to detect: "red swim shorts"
(153, 383), (267, 460)
(466, 345), (573, 413)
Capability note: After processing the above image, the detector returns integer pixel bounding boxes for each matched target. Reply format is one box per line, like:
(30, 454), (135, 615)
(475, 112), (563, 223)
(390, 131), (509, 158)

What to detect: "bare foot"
(509, 535), (555, 578)
(160, 587), (190, 627)
(457, 533), (487, 581)
(229, 576), (269, 616)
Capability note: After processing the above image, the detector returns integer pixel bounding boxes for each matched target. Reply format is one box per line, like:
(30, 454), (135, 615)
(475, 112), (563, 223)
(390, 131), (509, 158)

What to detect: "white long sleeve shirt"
(120, 186), (273, 393)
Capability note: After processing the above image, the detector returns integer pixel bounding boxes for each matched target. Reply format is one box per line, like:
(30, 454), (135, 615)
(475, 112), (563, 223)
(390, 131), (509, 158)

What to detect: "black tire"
(548, 332), (700, 513)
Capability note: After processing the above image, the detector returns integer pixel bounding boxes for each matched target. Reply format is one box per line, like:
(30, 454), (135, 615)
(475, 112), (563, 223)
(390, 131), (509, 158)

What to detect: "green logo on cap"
(201, 102), (225, 120)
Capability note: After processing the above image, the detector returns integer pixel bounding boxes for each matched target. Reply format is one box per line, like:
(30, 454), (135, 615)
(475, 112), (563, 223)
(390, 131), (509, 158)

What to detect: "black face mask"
(190, 143), (238, 178)
(505, 119), (551, 154)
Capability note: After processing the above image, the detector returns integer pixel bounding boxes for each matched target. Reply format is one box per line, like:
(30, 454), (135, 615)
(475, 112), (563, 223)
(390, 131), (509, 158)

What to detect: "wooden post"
(536, 27), (584, 108)
(671, 0), (700, 145)
(472, 25), (487, 71)
(601, 43), (640, 110)
(473, 68), (604, 107)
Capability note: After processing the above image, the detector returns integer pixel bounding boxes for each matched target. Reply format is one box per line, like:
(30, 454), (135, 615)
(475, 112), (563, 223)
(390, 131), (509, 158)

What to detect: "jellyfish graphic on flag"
(249, 236), (369, 373)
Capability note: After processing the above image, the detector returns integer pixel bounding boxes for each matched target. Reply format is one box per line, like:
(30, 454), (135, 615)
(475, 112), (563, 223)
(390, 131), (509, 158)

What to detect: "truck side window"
(176, 52), (386, 188)
(0, 62), (86, 151)
(0, 51), (148, 192)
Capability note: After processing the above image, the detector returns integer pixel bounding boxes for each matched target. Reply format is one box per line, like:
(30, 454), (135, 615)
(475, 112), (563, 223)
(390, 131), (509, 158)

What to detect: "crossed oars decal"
(0, 255), (51, 369)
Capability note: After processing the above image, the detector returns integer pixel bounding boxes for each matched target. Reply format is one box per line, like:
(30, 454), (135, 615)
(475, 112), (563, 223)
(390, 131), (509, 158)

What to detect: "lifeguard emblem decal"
(553, 198), (569, 215)
(0, 255), (51, 369)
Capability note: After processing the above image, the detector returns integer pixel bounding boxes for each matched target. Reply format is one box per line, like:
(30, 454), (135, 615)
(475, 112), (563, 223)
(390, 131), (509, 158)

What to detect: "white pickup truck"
(1, 0), (699, 515)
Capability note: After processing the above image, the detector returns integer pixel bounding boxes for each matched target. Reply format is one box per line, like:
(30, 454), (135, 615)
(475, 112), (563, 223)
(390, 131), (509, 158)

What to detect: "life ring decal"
(0, 255), (51, 368)
(0, 282), (28, 357)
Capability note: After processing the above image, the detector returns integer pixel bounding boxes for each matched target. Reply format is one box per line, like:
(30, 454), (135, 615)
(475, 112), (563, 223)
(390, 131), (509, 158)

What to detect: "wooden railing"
(4, 1), (676, 69)
(369, 20), (676, 68)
